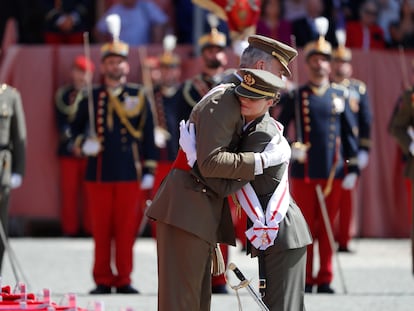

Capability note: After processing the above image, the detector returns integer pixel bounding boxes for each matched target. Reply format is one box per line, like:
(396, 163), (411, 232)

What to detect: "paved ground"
(1, 238), (413, 311)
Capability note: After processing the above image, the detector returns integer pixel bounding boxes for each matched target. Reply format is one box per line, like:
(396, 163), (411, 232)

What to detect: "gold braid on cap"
(272, 51), (288, 67)
(240, 82), (275, 97)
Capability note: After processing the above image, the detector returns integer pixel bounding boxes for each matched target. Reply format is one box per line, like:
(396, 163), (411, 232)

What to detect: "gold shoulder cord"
(107, 89), (146, 139)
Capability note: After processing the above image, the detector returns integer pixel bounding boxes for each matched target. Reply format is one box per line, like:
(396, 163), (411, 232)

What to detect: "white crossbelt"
(235, 162), (290, 250)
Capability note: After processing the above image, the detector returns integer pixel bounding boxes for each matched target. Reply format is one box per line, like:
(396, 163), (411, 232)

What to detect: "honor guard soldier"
(176, 13), (228, 124)
(277, 17), (359, 294)
(331, 30), (373, 253)
(55, 55), (94, 237)
(0, 84), (26, 273)
(70, 14), (158, 294)
(149, 34), (182, 236)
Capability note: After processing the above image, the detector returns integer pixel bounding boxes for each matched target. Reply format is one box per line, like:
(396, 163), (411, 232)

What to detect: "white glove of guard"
(10, 173), (22, 189)
(357, 150), (369, 170)
(82, 138), (101, 156)
(179, 120), (197, 167)
(154, 126), (170, 148)
(140, 174), (155, 190)
(342, 172), (358, 190)
(259, 135), (291, 169)
(291, 142), (307, 162)
(409, 141), (414, 156)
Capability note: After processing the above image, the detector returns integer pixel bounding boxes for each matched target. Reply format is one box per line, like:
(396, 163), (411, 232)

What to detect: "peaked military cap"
(235, 68), (285, 99)
(247, 34), (298, 77)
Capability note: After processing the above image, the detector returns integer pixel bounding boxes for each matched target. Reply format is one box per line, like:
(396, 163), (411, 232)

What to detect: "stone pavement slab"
(0, 238), (413, 311)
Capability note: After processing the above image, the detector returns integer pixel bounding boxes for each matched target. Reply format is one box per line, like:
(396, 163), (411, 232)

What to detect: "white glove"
(291, 142), (307, 162)
(259, 135), (291, 169)
(357, 150), (369, 170)
(342, 172), (358, 190)
(409, 141), (414, 156)
(82, 138), (101, 156)
(140, 174), (155, 190)
(179, 120), (197, 167)
(10, 173), (22, 189)
(154, 126), (170, 148)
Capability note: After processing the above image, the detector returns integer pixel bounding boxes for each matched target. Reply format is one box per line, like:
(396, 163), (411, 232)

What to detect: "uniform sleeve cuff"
(254, 153), (263, 175)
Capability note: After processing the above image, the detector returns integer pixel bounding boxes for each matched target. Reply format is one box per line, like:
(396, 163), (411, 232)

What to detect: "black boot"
(89, 285), (112, 294)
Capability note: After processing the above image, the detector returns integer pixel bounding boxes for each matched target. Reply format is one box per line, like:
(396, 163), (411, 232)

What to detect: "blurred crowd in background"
(1, 0), (414, 53)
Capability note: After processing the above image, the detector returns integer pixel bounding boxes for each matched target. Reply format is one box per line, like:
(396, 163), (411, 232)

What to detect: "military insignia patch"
(244, 73), (255, 86)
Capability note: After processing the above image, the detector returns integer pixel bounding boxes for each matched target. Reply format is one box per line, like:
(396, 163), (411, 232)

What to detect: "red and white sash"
(235, 163), (290, 250)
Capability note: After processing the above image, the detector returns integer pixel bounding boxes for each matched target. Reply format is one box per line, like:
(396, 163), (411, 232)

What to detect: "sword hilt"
(228, 262), (270, 311)
(228, 262), (246, 281)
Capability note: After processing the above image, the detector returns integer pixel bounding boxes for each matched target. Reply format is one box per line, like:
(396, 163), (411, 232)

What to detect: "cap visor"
(235, 85), (267, 99)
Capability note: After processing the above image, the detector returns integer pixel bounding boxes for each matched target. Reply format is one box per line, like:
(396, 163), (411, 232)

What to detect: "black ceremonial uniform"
(71, 82), (158, 289)
(278, 82), (359, 287)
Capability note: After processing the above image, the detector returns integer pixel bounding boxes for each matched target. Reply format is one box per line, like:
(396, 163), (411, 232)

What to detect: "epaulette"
(331, 82), (349, 98)
(350, 78), (367, 94)
(0, 83), (14, 94)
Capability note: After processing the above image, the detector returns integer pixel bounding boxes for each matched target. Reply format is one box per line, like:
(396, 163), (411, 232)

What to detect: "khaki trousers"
(156, 222), (213, 311)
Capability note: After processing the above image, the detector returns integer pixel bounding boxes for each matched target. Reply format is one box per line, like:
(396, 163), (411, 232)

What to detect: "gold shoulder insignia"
(331, 82), (349, 98)
(351, 78), (366, 94)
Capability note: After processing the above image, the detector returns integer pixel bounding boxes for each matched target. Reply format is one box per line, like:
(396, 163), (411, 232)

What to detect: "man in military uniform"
(180, 68), (312, 310)
(330, 37), (372, 253)
(55, 55), (94, 237)
(146, 35), (298, 310)
(175, 13), (230, 293)
(277, 31), (359, 294)
(71, 29), (158, 294)
(222, 34), (299, 253)
(0, 84), (26, 273)
(176, 13), (228, 124)
(389, 64), (414, 275)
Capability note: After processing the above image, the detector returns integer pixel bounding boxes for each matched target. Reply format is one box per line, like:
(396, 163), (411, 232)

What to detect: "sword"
(82, 32), (96, 138)
(228, 262), (269, 311)
(315, 184), (348, 294)
(290, 34), (308, 161)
